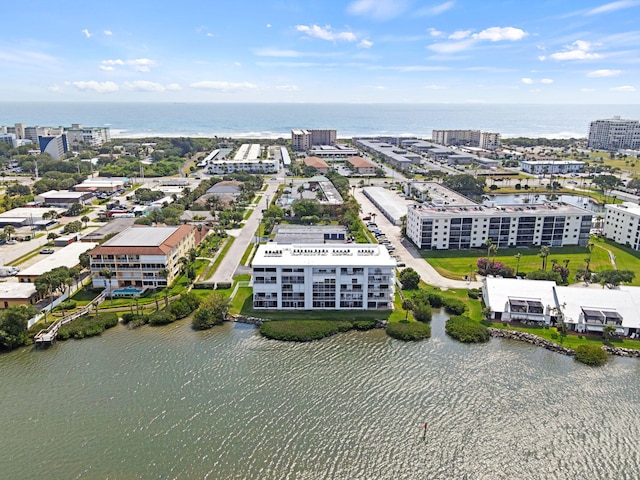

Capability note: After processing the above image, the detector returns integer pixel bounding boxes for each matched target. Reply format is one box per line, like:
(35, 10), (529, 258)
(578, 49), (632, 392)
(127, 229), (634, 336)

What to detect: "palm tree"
(47, 232), (59, 245)
(3, 225), (15, 241)
(489, 243), (498, 269)
(485, 238), (494, 259)
(100, 267), (114, 304)
(539, 246), (551, 271)
(514, 253), (522, 277)
(158, 268), (170, 308)
(81, 215), (90, 228)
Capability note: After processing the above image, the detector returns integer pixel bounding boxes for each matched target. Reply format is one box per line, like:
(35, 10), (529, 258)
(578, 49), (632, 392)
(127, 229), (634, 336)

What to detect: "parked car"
(362, 216), (371, 221)
(6, 239), (17, 245)
(40, 248), (55, 254)
(396, 261), (406, 267)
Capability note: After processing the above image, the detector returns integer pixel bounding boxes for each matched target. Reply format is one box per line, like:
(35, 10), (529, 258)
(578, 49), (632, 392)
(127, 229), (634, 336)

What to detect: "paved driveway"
(353, 187), (482, 290)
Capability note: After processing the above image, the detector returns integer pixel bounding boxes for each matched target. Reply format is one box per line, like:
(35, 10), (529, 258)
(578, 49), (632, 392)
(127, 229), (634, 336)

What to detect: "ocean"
(1, 102), (640, 139)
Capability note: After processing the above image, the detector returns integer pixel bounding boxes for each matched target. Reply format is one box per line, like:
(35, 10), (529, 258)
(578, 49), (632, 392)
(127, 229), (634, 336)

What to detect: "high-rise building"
(291, 129), (337, 151)
(588, 116), (640, 150)
(65, 124), (111, 148)
(432, 129), (501, 150)
(38, 134), (68, 160)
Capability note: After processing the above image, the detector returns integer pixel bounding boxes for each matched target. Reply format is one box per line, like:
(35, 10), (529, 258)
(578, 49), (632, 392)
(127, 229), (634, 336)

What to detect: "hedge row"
(57, 312), (118, 340)
(386, 321), (431, 341)
(445, 315), (490, 343)
(260, 320), (353, 342)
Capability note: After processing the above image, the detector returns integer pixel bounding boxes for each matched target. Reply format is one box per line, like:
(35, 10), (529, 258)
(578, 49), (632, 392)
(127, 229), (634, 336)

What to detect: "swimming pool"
(111, 287), (144, 297)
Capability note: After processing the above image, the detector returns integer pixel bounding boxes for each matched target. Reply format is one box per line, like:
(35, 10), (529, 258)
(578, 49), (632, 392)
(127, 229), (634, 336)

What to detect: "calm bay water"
(1, 311), (639, 479)
(2, 102), (640, 139)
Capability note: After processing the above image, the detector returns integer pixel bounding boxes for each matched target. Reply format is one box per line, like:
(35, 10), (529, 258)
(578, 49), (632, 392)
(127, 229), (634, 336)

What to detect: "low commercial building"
(0, 283), (41, 309)
(80, 218), (136, 243)
(483, 277), (640, 336)
(603, 202), (640, 251)
(353, 138), (421, 170)
(75, 178), (129, 192)
(0, 207), (65, 228)
(35, 190), (94, 207)
(407, 202), (592, 250)
(88, 225), (198, 290)
(252, 243), (396, 310)
(346, 156), (377, 175)
(520, 160), (585, 175)
(17, 242), (98, 283)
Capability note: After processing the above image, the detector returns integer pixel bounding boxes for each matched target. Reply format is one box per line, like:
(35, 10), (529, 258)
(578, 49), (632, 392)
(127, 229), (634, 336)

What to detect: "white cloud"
(190, 81), (257, 91)
(296, 24), (357, 42)
(541, 78), (554, 84)
(206, 33), (215, 38)
(425, 84), (447, 89)
(254, 48), (301, 57)
(68, 81), (119, 93)
(473, 27), (527, 42)
(587, 69), (621, 77)
(428, 28), (443, 37)
(430, 26), (527, 54)
(81, 29), (92, 38)
(581, 88), (597, 92)
(48, 84), (62, 93)
(104, 30), (112, 36)
(166, 83), (182, 91)
(416, 1), (455, 16)
(610, 85), (636, 91)
(521, 77), (534, 84)
(101, 58), (157, 72)
(549, 40), (602, 61)
(449, 30), (471, 40)
(123, 81), (179, 92)
(359, 39), (373, 48)
(275, 85), (299, 91)
(347, 0), (408, 20)
(586, 0), (640, 15)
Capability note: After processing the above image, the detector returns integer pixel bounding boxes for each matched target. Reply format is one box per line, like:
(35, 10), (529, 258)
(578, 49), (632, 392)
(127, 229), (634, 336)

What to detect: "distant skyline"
(2, 0), (639, 104)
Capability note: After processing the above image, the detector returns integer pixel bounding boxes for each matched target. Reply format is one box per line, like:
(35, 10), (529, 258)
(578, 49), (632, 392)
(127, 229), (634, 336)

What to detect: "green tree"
(192, 293), (230, 330)
(0, 305), (37, 349)
(591, 269), (635, 288)
(442, 174), (485, 197)
(399, 268), (421, 290)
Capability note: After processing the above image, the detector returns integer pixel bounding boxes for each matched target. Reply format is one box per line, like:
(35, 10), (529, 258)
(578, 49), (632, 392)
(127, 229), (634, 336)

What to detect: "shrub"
(443, 298), (467, 315)
(216, 282), (232, 290)
(411, 300), (432, 323)
(445, 315), (490, 343)
(399, 268), (421, 290)
(170, 300), (193, 319)
(147, 311), (175, 326)
(467, 289), (480, 299)
(57, 312), (118, 340)
(121, 312), (136, 324)
(574, 345), (608, 366)
(192, 292), (230, 330)
(386, 321), (431, 341)
(352, 319), (377, 330)
(259, 320), (352, 341)
(59, 300), (77, 311)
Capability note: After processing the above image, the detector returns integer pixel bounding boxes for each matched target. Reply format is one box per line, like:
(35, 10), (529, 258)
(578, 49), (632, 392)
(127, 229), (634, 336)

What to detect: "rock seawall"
(490, 328), (640, 358)
(489, 328), (574, 356)
(228, 314), (265, 326)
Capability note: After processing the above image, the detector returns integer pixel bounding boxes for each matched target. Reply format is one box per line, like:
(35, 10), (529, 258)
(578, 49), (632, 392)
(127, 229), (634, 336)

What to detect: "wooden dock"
(34, 293), (106, 347)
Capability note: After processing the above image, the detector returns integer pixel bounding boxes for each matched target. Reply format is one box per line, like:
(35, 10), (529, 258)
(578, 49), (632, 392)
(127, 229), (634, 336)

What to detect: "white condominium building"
(206, 143), (278, 174)
(603, 202), (640, 251)
(588, 116), (640, 150)
(65, 124), (111, 148)
(406, 202), (592, 250)
(252, 243), (396, 310)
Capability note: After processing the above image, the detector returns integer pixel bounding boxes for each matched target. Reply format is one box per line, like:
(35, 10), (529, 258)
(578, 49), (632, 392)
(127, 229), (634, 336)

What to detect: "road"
(210, 176), (282, 284)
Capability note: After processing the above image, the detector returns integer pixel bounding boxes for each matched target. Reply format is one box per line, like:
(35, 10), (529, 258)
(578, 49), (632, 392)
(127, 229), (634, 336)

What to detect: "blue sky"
(2, 0), (640, 103)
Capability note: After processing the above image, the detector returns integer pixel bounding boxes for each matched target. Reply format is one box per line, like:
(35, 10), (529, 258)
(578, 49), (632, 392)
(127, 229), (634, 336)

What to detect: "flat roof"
(253, 243), (396, 268)
(555, 286), (640, 329)
(409, 201), (592, 218)
(606, 202), (640, 217)
(0, 282), (37, 299)
(483, 277), (557, 315)
(0, 207), (66, 220)
(406, 181), (475, 206)
(38, 190), (89, 199)
(106, 226), (179, 247)
(18, 242), (98, 277)
(362, 187), (410, 224)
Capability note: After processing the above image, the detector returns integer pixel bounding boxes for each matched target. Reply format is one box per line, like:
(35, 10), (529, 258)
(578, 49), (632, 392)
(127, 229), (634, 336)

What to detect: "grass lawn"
(491, 323), (640, 350)
(404, 282), (483, 321)
(422, 239), (630, 282)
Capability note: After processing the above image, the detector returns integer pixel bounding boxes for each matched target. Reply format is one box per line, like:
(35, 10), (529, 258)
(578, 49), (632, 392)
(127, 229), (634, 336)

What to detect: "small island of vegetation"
(574, 344), (608, 366)
(445, 315), (491, 343)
